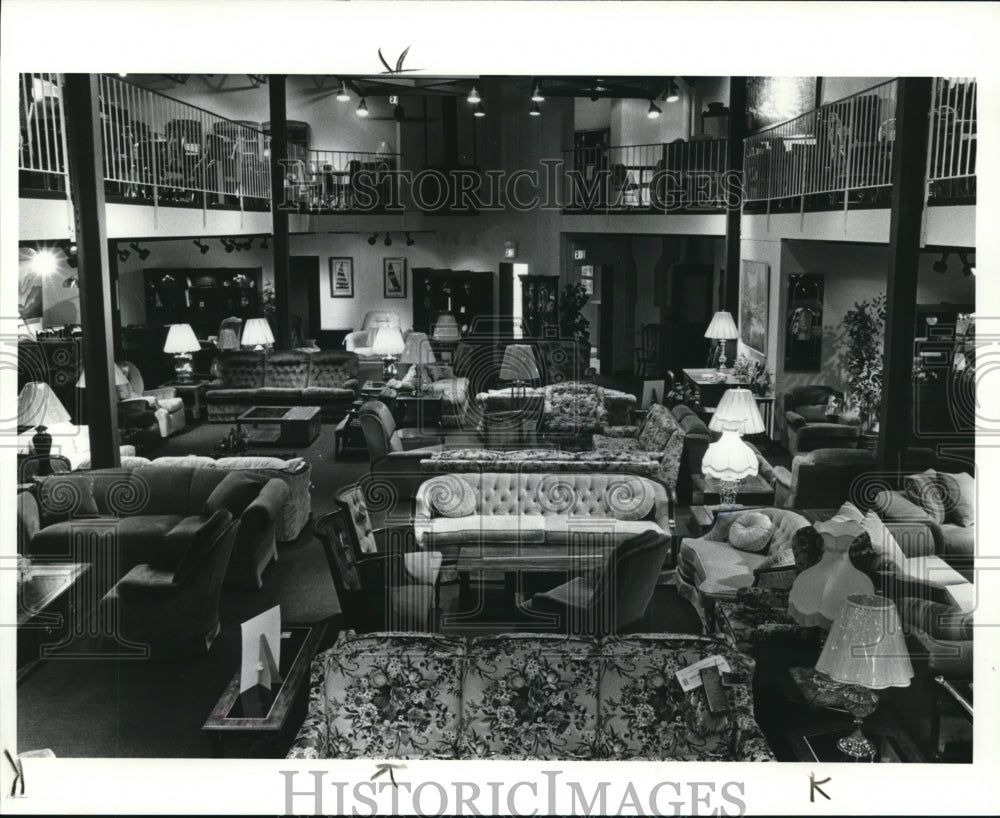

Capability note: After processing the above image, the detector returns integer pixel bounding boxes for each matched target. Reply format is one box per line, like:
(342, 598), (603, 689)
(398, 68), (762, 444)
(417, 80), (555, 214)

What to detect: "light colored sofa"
(414, 472), (671, 554)
(287, 631), (774, 760)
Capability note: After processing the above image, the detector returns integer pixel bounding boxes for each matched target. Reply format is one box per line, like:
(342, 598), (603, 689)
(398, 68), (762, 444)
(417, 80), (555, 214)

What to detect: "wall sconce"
(367, 233), (379, 246)
(129, 242), (151, 261)
(193, 239), (210, 255)
(405, 232), (415, 247)
(117, 247), (131, 262)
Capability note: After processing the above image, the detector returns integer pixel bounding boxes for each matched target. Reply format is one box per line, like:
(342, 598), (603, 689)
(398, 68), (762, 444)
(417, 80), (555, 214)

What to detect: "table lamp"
(399, 331), (436, 392)
(217, 327), (240, 351)
(371, 326), (406, 380)
(18, 382), (72, 476)
(815, 594), (913, 759)
(704, 310), (738, 370)
(702, 388), (764, 505)
(241, 318), (275, 351)
(432, 313), (461, 342)
(163, 323), (201, 382)
(500, 344), (540, 406)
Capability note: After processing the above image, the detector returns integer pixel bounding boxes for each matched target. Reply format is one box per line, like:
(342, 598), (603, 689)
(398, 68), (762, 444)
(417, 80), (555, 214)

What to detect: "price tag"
(674, 655), (732, 693)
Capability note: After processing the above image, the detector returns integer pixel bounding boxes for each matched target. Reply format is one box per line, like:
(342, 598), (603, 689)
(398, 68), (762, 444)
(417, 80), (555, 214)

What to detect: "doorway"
(667, 263), (714, 373)
(289, 256), (320, 346)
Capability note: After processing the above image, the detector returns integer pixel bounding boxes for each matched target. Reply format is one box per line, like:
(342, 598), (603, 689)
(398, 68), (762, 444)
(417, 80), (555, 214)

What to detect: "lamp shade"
(241, 318), (275, 348)
(701, 430), (759, 481)
(432, 313), (461, 341)
(709, 388), (766, 435)
(163, 323), (201, 354)
(704, 310), (739, 340)
(18, 382), (72, 427)
(816, 594), (913, 689)
(75, 363), (128, 390)
(399, 332), (436, 365)
(217, 327), (240, 351)
(370, 326), (405, 357)
(500, 344), (541, 381)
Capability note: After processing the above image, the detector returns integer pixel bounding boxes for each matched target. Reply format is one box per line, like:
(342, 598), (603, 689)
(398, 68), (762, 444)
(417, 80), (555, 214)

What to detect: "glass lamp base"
(174, 354), (194, 383)
(837, 728), (876, 760)
(719, 479), (743, 506)
(382, 357), (398, 381)
(838, 685), (880, 760)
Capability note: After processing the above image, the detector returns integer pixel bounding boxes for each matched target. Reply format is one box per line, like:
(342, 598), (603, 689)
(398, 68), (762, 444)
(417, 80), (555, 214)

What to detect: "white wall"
(574, 98), (611, 132)
(821, 77), (893, 104)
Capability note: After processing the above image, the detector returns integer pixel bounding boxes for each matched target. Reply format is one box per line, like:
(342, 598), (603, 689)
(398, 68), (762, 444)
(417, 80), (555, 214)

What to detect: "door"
(599, 264), (615, 376)
(289, 256), (320, 343)
(667, 263), (714, 373)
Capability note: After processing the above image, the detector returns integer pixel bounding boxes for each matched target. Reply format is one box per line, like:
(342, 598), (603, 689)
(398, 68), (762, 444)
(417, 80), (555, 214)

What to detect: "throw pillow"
(728, 511), (773, 553)
(831, 501), (864, 523)
(796, 405), (830, 423)
(425, 475), (476, 518)
(636, 403), (678, 453)
(37, 474), (99, 519)
(904, 469), (946, 523)
(860, 511), (906, 575)
(605, 478), (656, 521)
(937, 471), (975, 528)
(790, 525), (824, 574)
(203, 471), (267, 517)
(151, 509), (232, 574)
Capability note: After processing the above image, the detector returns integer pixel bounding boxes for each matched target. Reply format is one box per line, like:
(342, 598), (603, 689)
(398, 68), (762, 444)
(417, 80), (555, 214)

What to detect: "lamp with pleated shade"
(815, 594), (913, 759)
(704, 310), (738, 370)
(399, 332), (436, 392)
(702, 388), (763, 505)
(163, 323), (201, 382)
(371, 326), (406, 380)
(241, 318), (275, 351)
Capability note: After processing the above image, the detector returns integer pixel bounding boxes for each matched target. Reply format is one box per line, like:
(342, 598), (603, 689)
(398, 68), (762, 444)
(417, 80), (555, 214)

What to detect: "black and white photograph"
(1, 1), (997, 815)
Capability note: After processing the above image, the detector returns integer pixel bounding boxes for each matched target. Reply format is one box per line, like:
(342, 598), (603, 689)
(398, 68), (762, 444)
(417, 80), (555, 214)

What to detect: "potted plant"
(732, 353), (773, 396)
(840, 294), (886, 433)
(559, 282), (591, 346)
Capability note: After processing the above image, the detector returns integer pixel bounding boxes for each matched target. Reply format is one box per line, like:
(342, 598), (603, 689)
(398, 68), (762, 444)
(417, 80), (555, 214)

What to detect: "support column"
(268, 75), (292, 350)
(63, 74), (120, 469)
(723, 77), (747, 314)
(879, 78), (933, 472)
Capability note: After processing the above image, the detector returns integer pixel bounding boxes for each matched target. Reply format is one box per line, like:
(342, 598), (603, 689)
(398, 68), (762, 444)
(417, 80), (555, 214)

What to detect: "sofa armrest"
(654, 498), (673, 531)
(286, 651), (331, 759)
(784, 410), (807, 430)
(601, 425), (639, 438)
(772, 465), (793, 490)
(398, 429), (445, 450)
(876, 490), (931, 523)
(144, 387), (177, 402)
(205, 378), (224, 390)
(114, 564), (178, 594)
(247, 479), (292, 526)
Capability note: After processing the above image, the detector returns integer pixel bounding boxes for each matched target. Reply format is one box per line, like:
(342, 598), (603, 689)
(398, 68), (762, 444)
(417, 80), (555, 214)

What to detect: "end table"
(159, 380), (210, 422)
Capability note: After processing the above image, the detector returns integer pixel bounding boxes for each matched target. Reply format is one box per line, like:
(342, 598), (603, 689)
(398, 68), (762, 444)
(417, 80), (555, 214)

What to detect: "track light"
(357, 97), (369, 117)
(239, 238), (253, 251)
(62, 276), (79, 288)
(260, 237), (269, 250)
(384, 233), (392, 247)
(647, 100), (662, 119)
(368, 233), (379, 246)
(66, 254), (78, 269)
(62, 241), (78, 268)
(117, 248), (131, 262)
(336, 82), (350, 102)
(958, 252), (974, 276)
(473, 102), (485, 118)
(405, 232), (415, 247)
(193, 239), (210, 255)
(531, 82), (544, 103)
(665, 81), (680, 103)
(467, 85), (481, 104)
(129, 241), (150, 260)
(393, 103), (406, 122)
(932, 252), (950, 274)
(221, 238), (235, 253)
(529, 101), (541, 117)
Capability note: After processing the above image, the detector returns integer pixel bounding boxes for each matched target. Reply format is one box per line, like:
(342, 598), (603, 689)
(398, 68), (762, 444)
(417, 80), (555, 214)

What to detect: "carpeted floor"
(17, 417), (707, 757)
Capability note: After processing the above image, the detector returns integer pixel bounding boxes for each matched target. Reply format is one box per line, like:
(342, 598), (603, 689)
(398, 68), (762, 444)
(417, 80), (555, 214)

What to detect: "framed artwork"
(784, 273), (825, 372)
(329, 257), (354, 298)
(739, 260), (770, 356)
(383, 258), (407, 298)
(580, 264), (594, 277)
(641, 379), (665, 410)
(580, 278), (594, 296)
(745, 77), (818, 134)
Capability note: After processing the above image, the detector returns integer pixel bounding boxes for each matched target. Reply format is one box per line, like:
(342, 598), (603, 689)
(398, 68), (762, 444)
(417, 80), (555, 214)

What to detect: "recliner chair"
(782, 384), (861, 454)
(118, 360), (186, 438)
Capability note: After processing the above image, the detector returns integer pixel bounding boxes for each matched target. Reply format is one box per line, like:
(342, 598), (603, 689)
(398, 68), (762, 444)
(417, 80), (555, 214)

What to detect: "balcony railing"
(927, 76), (976, 200)
(562, 139), (729, 212)
(281, 148), (403, 212)
(18, 73), (70, 191)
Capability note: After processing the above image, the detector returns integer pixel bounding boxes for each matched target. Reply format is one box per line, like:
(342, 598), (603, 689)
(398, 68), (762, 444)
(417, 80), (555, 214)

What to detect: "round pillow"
(425, 474), (476, 518)
(728, 511), (773, 553)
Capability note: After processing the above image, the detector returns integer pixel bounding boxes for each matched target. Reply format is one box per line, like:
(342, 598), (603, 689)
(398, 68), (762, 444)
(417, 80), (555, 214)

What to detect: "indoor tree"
(841, 293), (886, 432)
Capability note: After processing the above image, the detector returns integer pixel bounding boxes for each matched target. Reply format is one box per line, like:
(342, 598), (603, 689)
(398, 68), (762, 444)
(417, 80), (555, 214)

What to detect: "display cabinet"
(411, 268), (496, 338)
(144, 267), (262, 338)
(519, 274), (560, 338)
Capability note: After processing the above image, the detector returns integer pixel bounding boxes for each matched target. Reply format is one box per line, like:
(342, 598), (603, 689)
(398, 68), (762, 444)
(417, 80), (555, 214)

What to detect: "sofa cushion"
(254, 387), (304, 399)
(423, 516), (547, 546)
(307, 350), (359, 389)
(461, 634), (599, 759)
(860, 511), (906, 574)
(938, 471), (975, 527)
(423, 474), (477, 518)
(905, 469), (946, 523)
(897, 597), (973, 640)
(150, 509), (231, 574)
(796, 405), (830, 423)
(203, 471), (268, 517)
(36, 474), (99, 520)
(140, 455), (218, 470)
(833, 500), (865, 523)
(301, 386), (356, 400)
(542, 517), (666, 545)
(637, 403), (678, 453)
(902, 554), (969, 590)
(263, 351), (310, 389)
(678, 538), (769, 597)
(728, 512), (773, 553)
(29, 514), (183, 568)
(216, 351), (265, 389)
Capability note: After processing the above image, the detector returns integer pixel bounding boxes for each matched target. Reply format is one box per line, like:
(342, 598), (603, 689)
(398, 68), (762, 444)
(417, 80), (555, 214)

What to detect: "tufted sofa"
(287, 631), (774, 760)
(414, 472), (671, 557)
(205, 350), (359, 422)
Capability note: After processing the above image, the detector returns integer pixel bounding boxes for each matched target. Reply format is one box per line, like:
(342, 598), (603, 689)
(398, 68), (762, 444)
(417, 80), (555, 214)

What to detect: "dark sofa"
(28, 465), (289, 589)
(206, 350), (360, 422)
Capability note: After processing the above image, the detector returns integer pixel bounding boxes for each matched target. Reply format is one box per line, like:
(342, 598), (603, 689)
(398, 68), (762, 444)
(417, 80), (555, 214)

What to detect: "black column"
(723, 77), (747, 314)
(268, 75), (292, 350)
(879, 78), (933, 472)
(63, 74), (120, 469)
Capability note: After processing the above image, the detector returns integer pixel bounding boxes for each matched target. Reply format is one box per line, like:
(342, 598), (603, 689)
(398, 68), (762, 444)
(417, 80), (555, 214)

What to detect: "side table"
(334, 401), (367, 457)
(692, 474), (775, 506)
(159, 380), (210, 422)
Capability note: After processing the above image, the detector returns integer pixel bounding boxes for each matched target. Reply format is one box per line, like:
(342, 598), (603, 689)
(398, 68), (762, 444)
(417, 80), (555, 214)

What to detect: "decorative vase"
(32, 425), (54, 476)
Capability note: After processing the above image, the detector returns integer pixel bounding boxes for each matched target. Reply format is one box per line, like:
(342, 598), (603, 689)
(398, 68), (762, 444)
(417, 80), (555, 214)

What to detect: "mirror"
(785, 273), (824, 371)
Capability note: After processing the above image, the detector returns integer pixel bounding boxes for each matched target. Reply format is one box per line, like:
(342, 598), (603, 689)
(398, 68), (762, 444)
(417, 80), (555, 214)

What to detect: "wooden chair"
(630, 323), (662, 378)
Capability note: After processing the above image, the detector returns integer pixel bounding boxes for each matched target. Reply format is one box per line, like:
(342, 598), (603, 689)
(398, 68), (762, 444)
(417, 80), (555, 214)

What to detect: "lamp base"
(717, 350), (728, 372)
(382, 357), (398, 381)
(837, 686), (880, 760)
(718, 478), (743, 506)
(173, 354), (194, 383)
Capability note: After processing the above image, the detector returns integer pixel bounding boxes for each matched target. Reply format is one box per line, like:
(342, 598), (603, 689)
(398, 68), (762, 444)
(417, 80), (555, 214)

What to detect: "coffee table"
(236, 406), (321, 447)
(202, 623), (326, 757)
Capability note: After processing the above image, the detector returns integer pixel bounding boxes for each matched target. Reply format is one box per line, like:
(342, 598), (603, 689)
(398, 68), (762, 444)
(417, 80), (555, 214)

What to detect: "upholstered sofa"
(384, 362), (470, 429)
(26, 465), (289, 589)
(287, 631), (774, 760)
(114, 454), (312, 542)
(479, 382), (635, 431)
(781, 384), (861, 454)
(772, 448), (878, 509)
(420, 448), (661, 478)
(414, 473), (671, 556)
(205, 350), (359, 421)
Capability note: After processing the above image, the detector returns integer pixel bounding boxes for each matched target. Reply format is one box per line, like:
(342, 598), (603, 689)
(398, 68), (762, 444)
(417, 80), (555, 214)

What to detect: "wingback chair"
(357, 400), (445, 499)
(772, 448), (877, 509)
(782, 384), (861, 454)
(118, 360), (186, 437)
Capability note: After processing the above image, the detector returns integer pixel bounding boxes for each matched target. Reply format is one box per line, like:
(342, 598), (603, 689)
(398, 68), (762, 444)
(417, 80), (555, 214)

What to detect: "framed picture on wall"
(739, 260), (769, 356)
(329, 257), (354, 298)
(383, 258), (407, 298)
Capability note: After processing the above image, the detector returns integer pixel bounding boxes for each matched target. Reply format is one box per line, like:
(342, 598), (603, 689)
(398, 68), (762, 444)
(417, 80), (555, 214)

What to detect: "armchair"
(772, 448), (877, 509)
(782, 384), (860, 454)
(118, 360), (186, 438)
(357, 400), (445, 499)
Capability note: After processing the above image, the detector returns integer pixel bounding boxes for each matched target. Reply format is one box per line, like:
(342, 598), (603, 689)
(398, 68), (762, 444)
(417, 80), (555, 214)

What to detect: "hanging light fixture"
(529, 102), (541, 117)
(193, 239), (210, 255)
(367, 232), (379, 246)
(384, 233), (393, 247)
(958, 252), (974, 276)
(62, 276), (79, 288)
(665, 80), (680, 103)
(221, 238), (235, 253)
(647, 100), (662, 119)
(129, 241), (151, 260)
(473, 102), (485, 118)
(357, 97), (369, 117)
(405, 232), (415, 247)
(531, 82), (544, 103)
(467, 84), (481, 104)
(336, 82), (350, 102)
(932, 252), (950, 274)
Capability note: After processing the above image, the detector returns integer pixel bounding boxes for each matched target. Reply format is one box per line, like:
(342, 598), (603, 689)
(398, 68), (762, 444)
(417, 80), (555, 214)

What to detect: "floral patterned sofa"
(287, 631), (774, 761)
(419, 448), (661, 478)
(476, 382), (635, 437)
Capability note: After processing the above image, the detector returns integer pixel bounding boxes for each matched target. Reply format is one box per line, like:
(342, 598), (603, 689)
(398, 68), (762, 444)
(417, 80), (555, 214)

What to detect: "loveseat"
(27, 465), (289, 589)
(414, 472), (672, 556)
(287, 631), (774, 760)
(205, 350), (359, 422)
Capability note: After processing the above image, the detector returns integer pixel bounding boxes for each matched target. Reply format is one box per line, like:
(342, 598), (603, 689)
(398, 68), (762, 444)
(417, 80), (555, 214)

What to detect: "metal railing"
(282, 148), (403, 211)
(18, 73), (70, 190)
(927, 77), (976, 198)
(743, 79), (899, 204)
(562, 139), (729, 211)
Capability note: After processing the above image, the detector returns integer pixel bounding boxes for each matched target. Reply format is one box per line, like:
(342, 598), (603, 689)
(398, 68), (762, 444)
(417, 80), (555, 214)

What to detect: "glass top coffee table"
(236, 405), (321, 447)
